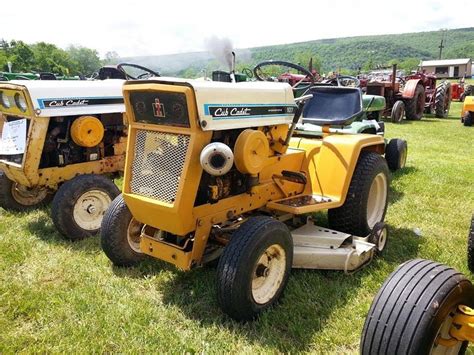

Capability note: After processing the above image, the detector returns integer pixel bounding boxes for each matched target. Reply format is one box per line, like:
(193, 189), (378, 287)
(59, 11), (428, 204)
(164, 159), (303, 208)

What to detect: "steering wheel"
(253, 60), (314, 91)
(242, 67), (253, 79)
(323, 75), (360, 87)
(117, 63), (160, 80)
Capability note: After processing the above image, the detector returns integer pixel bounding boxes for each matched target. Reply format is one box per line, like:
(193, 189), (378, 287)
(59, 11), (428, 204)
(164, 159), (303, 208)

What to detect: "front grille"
(130, 129), (190, 203)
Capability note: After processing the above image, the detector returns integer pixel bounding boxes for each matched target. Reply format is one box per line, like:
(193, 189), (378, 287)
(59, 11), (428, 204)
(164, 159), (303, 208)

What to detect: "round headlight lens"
(14, 93), (27, 112)
(0, 91), (11, 108)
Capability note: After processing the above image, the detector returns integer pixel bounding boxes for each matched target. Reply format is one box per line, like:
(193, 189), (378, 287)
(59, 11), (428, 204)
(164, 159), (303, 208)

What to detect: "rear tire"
(391, 100), (405, 123)
(435, 81), (452, 118)
(328, 151), (389, 236)
(101, 194), (146, 267)
(405, 84), (425, 120)
(468, 215), (474, 273)
(0, 171), (53, 211)
(361, 259), (474, 355)
(385, 138), (408, 171)
(217, 216), (293, 321)
(51, 174), (119, 240)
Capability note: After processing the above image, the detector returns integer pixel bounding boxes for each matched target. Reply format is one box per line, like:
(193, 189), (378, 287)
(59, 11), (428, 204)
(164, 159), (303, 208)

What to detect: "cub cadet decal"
(204, 104), (296, 120)
(37, 97), (124, 109)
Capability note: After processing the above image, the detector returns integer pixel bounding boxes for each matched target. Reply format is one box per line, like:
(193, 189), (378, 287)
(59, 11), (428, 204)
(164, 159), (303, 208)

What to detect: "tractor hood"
(363, 95), (386, 112)
(2, 79), (125, 117)
(125, 78), (297, 131)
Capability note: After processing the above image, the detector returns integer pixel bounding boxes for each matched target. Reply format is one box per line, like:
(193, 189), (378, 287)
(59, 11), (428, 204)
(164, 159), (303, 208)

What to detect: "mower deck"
(292, 219), (375, 272)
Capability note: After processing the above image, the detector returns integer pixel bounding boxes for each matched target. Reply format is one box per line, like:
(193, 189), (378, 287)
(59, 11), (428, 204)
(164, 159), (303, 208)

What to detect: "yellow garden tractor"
(461, 96), (474, 126)
(101, 77), (393, 320)
(0, 64), (160, 240)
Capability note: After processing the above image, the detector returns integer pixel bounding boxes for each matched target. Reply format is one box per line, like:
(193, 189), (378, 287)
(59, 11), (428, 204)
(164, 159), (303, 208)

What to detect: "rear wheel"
(435, 82), (452, 118)
(468, 215), (474, 273)
(385, 138), (408, 171)
(101, 194), (146, 266)
(217, 216), (293, 321)
(361, 259), (474, 355)
(51, 174), (120, 240)
(405, 84), (425, 120)
(0, 171), (53, 211)
(328, 151), (389, 237)
(391, 100), (405, 123)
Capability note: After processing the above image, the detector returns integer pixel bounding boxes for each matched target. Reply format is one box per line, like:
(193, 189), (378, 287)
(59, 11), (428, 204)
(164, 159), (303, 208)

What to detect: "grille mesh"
(130, 129), (189, 203)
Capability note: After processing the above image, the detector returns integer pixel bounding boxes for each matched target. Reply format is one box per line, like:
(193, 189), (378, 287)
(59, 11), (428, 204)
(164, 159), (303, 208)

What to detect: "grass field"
(0, 101), (473, 353)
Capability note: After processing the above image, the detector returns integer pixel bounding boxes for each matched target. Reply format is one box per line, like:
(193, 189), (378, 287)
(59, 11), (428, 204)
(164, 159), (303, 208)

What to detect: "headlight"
(14, 93), (27, 112)
(0, 91), (11, 108)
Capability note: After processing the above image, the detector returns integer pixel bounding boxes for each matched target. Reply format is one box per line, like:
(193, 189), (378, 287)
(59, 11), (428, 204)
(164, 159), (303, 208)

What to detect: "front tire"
(391, 100), (405, 123)
(361, 259), (474, 355)
(101, 194), (146, 266)
(468, 215), (474, 273)
(217, 216), (293, 321)
(385, 138), (408, 171)
(51, 174), (120, 240)
(0, 171), (53, 211)
(328, 151), (389, 237)
(463, 112), (473, 127)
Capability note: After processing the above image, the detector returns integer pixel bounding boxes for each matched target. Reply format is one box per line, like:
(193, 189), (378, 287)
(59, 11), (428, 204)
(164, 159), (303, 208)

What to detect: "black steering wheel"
(242, 67), (253, 79)
(253, 60), (314, 91)
(323, 75), (360, 87)
(117, 63), (160, 80)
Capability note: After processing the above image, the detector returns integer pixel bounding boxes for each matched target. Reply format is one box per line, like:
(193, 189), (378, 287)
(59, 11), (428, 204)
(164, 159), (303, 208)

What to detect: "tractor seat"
(39, 72), (57, 80)
(302, 86), (363, 126)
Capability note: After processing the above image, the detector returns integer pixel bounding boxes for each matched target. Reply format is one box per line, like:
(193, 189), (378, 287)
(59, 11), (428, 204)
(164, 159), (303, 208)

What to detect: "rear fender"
(402, 79), (422, 99)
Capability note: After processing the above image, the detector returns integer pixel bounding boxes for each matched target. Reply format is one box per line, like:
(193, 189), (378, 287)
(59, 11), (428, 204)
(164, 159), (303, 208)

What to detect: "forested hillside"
(121, 27), (474, 77)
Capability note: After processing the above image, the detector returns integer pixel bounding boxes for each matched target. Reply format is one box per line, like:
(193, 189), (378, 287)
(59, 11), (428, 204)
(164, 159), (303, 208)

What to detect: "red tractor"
(364, 65), (452, 122)
(451, 78), (473, 102)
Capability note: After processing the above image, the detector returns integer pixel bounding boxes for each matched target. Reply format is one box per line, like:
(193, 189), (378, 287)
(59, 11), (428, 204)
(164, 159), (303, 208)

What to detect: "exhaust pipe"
(230, 51), (236, 83)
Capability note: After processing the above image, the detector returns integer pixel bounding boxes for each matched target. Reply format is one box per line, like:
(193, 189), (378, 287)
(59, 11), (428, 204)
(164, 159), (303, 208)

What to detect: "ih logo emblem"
(152, 98), (165, 118)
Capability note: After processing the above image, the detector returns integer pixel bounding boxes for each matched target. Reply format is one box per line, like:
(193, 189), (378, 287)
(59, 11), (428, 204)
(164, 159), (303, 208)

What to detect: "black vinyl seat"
(302, 86), (363, 126)
(39, 72), (57, 80)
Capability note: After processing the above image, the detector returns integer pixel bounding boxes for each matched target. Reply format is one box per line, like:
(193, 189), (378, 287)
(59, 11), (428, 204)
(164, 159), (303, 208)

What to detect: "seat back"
(302, 86), (363, 126)
(98, 66), (127, 80)
(39, 72), (57, 80)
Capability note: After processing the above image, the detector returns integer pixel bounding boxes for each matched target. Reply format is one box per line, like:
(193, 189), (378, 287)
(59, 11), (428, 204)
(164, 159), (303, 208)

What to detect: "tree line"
(0, 39), (118, 76)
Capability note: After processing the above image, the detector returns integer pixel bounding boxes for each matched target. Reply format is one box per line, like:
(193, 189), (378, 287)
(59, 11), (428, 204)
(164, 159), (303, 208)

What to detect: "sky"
(0, 0), (472, 58)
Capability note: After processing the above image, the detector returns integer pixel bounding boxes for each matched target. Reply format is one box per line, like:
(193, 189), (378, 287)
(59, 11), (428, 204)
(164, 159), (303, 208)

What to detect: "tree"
(104, 51), (119, 65)
(66, 45), (102, 76)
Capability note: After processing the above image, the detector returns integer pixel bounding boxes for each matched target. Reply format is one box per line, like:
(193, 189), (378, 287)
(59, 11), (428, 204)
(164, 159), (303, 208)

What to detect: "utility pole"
(438, 29), (447, 60)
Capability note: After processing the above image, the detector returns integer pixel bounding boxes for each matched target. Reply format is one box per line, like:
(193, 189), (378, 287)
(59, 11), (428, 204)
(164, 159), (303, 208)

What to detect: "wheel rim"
(11, 183), (49, 206)
(377, 228), (388, 251)
(72, 190), (112, 231)
(367, 173), (388, 228)
(399, 147), (407, 168)
(430, 307), (464, 355)
(252, 244), (287, 305)
(127, 218), (143, 253)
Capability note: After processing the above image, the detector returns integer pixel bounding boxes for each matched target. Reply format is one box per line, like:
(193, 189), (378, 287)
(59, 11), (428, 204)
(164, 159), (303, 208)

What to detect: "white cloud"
(0, 0), (472, 57)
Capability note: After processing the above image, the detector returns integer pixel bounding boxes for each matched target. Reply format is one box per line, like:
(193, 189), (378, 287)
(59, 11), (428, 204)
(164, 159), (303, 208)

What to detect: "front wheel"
(361, 259), (474, 354)
(463, 112), (473, 127)
(217, 216), (293, 321)
(51, 174), (120, 240)
(101, 194), (146, 267)
(328, 151), (389, 237)
(391, 100), (405, 123)
(405, 84), (425, 120)
(385, 138), (408, 171)
(435, 81), (452, 118)
(0, 172), (53, 211)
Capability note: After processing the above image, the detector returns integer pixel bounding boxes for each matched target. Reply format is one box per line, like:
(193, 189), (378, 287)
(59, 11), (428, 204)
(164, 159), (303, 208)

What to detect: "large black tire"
(328, 151), (389, 237)
(405, 84), (425, 120)
(385, 138), (408, 172)
(361, 259), (474, 355)
(463, 112), (473, 127)
(435, 81), (452, 118)
(101, 194), (146, 267)
(217, 216), (293, 321)
(51, 174), (120, 240)
(0, 171), (53, 211)
(391, 100), (405, 123)
(468, 215), (474, 273)
(461, 85), (472, 102)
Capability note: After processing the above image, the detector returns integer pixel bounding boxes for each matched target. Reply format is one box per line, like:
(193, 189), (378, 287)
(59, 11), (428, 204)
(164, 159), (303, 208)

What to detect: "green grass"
(1, 103), (473, 353)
